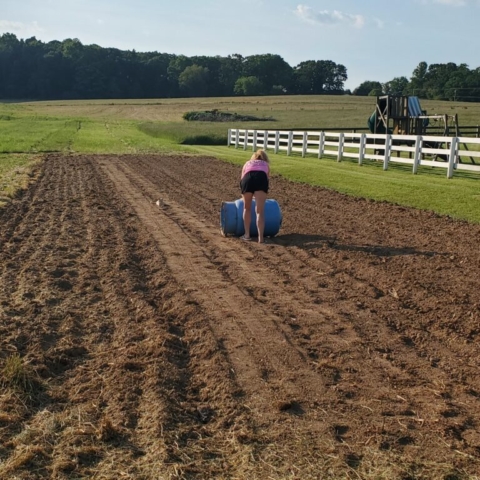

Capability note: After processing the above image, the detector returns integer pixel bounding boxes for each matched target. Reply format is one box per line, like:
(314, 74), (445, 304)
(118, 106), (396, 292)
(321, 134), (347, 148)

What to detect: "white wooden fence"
(227, 129), (480, 179)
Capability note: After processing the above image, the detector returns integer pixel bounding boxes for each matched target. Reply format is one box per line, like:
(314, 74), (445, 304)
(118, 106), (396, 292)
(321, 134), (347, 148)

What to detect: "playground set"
(367, 95), (461, 136)
(367, 95), (475, 163)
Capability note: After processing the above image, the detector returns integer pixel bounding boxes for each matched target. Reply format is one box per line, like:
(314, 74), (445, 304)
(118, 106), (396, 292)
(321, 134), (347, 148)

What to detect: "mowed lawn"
(1, 95), (480, 222)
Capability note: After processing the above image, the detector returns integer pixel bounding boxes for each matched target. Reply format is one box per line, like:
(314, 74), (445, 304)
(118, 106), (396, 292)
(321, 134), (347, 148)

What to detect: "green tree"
(353, 81), (383, 96)
(218, 54), (244, 95)
(234, 76), (263, 96)
(320, 60), (347, 93)
(423, 63), (460, 100)
(242, 54), (293, 94)
(368, 88), (383, 96)
(383, 76), (409, 95)
(293, 60), (347, 94)
(167, 55), (192, 96)
(178, 64), (210, 97)
(141, 54), (173, 98)
(188, 56), (223, 95)
(443, 63), (471, 101)
(409, 61), (428, 96)
(293, 60), (324, 94)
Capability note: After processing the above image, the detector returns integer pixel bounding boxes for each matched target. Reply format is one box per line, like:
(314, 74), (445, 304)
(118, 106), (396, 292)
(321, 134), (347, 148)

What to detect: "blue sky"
(1, 0), (479, 90)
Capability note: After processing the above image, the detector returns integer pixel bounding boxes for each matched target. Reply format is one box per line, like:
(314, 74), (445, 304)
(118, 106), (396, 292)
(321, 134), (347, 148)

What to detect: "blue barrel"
(220, 198), (282, 237)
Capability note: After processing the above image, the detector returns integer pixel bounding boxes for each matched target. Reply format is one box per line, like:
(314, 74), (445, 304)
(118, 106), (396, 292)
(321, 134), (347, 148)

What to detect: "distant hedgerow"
(183, 109), (275, 122)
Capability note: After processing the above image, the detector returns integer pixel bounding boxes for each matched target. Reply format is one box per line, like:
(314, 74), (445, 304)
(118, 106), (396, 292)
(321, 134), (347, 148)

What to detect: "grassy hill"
(1, 95), (480, 221)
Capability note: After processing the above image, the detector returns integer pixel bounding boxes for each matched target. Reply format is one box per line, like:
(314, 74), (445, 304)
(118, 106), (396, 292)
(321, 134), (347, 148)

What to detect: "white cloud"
(294, 5), (366, 28)
(0, 20), (45, 36)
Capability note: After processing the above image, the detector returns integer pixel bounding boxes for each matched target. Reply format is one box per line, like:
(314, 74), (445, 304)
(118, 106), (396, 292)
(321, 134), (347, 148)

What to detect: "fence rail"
(289, 125), (480, 137)
(228, 128), (480, 179)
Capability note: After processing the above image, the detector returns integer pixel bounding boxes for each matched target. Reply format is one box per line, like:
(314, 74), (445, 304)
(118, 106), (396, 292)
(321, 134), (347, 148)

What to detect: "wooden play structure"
(367, 95), (460, 136)
(367, 95), (475, 163)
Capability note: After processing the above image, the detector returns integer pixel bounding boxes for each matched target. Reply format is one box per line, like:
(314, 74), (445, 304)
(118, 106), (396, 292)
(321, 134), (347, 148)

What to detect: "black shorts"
(240, 171), (269, 194)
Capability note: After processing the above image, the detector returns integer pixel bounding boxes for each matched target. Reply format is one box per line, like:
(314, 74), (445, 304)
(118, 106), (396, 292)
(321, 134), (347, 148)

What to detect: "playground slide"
(367, 112), (391, 134)
(367, 96), (428, 134)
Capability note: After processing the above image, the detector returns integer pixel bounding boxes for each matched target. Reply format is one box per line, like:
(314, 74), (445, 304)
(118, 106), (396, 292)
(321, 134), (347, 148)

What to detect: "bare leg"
(253, 190), (267, 243)
(242, 193), (253, 239)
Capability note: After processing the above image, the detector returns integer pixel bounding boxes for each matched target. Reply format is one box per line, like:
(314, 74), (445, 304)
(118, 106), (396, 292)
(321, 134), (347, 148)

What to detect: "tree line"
(1, 33), (480, 102)
(0, 33), (347, 100)
(354, 62), (480, 102)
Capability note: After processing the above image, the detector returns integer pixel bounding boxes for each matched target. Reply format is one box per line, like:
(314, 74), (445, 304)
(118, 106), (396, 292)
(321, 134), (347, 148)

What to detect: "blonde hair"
(250, 149), (270, 163)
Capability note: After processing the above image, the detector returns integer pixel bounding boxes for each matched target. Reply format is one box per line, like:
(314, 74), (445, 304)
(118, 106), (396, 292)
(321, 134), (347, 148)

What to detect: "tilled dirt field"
(1, 154), (480, 479)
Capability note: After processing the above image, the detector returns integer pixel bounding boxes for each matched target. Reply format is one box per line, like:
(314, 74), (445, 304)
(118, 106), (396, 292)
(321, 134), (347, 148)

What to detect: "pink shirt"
(241, 159), (270, 179)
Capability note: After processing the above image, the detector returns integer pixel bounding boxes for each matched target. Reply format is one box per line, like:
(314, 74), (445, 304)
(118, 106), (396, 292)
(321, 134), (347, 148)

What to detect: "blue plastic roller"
(220, 198), (282, 237)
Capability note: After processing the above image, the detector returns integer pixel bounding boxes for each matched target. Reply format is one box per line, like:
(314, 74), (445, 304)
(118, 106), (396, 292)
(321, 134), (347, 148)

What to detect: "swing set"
(367, 95), (475, 163)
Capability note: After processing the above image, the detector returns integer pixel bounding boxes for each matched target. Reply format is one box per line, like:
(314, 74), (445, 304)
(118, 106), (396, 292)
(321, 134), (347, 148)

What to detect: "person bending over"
(239, 149), (270, 244)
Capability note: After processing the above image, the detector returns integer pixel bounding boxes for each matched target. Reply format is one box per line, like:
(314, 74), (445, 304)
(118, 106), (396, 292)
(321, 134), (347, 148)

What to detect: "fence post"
(235, 129), (240, 149)
(227, 129), (231, 147)
(264, 130), (268, 149)
(243, 130), (248, 150)
(253, 130), (257, 151)
(275, 131), (280, 153)
(383, 135), (392, 170)
(358, 134), (365, 165)
(287, 131), (293, 156)
(413, 135), (422, 174)
(302, 131), (308, 158)
(447, 137), (459, 179)
(318, 132), (325, 158)
(337, 133), (344, 162)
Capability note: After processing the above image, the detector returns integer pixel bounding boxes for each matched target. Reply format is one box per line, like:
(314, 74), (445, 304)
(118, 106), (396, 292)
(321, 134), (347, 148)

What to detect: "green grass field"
(1, 95), (480, 222)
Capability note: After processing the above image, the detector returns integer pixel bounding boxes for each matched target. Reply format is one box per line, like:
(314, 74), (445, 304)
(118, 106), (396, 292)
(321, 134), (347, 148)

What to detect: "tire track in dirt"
(1, 155), (299, 479)
(2, 154), (480, 478)
(119, 157), (480, 385)
(1, 159), (93, 366)
(0, 156), (245, 478)
(108, 154), (480, 468)
(101, 158), (333, 421)
(0, 156), (141, 476)
(129, 152), (480, 377)
(102, 155), (480, 467)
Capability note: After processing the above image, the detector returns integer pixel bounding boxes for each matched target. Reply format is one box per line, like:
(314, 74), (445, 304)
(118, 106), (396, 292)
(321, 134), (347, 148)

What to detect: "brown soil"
(1, 153), (480, 479)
